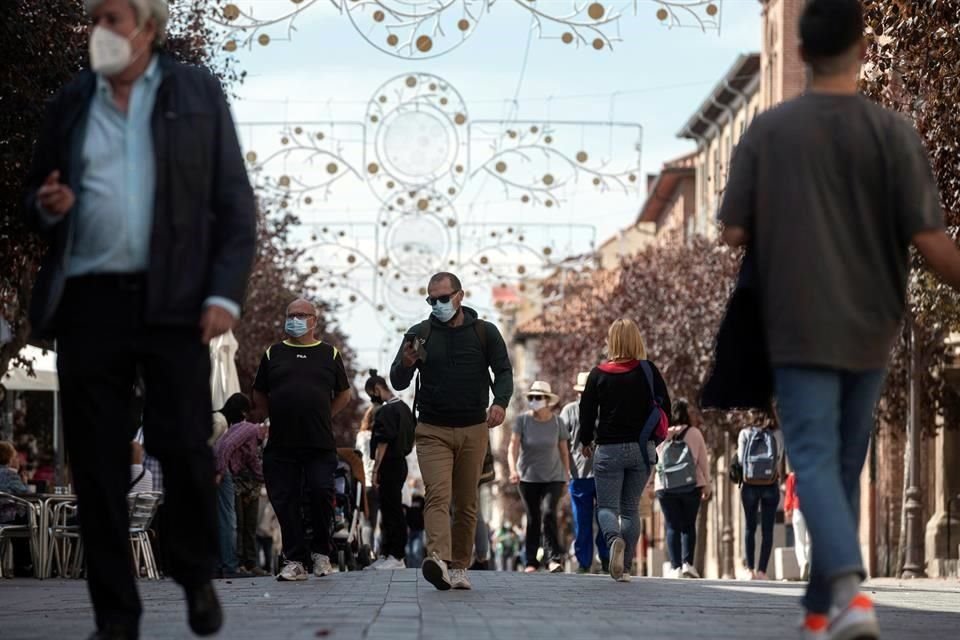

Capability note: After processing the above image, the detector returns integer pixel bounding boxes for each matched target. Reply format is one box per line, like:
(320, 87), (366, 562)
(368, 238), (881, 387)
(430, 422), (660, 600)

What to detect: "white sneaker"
(365, 556), (386, 571)
(450, 568), (472, 590)
(617, 571), (632, 583)
(312, 553), (334, 577)
(277, 560), (308, 581)
(666, 567), (682, 579)
(608, 537), (625, 581)
(547, 560), (563, 574)
(374, 556), (407, 570)
(422, 553), (451, 591)
(828, 594), (880, 640)
(682, 562), (701, 579)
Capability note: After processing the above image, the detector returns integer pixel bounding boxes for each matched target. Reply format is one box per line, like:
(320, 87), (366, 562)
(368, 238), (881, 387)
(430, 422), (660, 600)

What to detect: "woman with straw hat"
(508, 380), (571, 573)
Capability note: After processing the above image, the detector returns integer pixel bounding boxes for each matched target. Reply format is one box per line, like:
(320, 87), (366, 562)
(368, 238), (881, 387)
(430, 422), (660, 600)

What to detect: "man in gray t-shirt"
(719, 2), (960, 637)
(559, 372), (609, 573)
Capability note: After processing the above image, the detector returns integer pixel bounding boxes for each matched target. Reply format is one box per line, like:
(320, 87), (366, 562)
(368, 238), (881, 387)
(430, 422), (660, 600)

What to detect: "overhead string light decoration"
(241, 72), (639, 331)
(214, 1), (723, 58)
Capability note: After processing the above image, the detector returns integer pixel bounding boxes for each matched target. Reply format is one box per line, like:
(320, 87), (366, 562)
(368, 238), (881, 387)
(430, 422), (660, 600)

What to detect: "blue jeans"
(570, 478), (609, 570)
(657, 487), (701, 568)
(594, 442), (655, 567)
(217, 471), (238, 574)
(740, 483), (779, 572)
(774, 367), (886, 614)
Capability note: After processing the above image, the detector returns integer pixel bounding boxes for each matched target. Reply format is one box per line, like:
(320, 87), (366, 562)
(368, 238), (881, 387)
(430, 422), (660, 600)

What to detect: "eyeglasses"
(426, 290), (461, 306)
(286, 312), (314, 320)
(527, 394), (545, 401)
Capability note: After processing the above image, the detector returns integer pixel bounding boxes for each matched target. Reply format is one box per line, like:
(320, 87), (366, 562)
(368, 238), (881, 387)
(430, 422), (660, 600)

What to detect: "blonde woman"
(579, 318), (671, 582)
(356, 406), (379, 557)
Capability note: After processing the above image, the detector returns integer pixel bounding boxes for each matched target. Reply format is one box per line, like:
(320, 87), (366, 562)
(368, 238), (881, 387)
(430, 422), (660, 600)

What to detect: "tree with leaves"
(0, 0), (242, 376)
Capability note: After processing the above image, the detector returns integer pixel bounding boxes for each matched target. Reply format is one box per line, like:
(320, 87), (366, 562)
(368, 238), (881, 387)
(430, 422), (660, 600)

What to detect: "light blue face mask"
(431, 300), (457, 323)
(284, 317), (309, 338)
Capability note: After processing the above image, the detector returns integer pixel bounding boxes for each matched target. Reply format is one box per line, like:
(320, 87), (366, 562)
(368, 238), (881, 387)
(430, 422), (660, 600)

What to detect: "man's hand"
(702, 486), (713, 502)
(200, 305), (236, 344)
(373, 468), (380, 489)
(509, 470), (520, 485)
(401, 341), (419, 368)
(486, 404), (506, 428)
(37, 170), (75, 216)
(581, 445), (593, 459)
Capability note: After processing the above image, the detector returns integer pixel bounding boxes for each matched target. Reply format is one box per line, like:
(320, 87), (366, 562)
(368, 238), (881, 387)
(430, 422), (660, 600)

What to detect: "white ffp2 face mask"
(529, 399), (547, 411)
(89, 25), (140, 77)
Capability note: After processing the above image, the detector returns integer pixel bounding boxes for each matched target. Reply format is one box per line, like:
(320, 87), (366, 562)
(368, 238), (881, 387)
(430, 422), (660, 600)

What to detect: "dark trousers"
(263, 447), (336, 565)
(56, 275), (217, 631)
(235, 490), (259, 570)
(378, 457), (408, 560)
(517, 481), (565, 568)
(741, 482), (780, 572)
(657, 488), (701, 568)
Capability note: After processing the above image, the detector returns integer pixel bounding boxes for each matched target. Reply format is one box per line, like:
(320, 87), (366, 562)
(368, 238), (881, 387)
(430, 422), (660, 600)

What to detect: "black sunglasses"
(426, 290), (461, 306)
(527, 394), (546, 401)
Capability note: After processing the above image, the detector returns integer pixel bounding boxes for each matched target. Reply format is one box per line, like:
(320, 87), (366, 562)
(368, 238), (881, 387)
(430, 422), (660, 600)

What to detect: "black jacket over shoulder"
(578, 359), (671, 446)
(22, 54), (256, 338)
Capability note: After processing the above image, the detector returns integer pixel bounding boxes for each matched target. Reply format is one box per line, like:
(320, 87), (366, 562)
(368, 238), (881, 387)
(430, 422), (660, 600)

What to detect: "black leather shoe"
(87, 624), (139, 640)
(185, 582), (223, 636)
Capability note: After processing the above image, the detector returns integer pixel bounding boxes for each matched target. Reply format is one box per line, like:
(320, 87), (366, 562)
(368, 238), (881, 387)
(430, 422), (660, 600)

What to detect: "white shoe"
(608, 537), (625, 581)
(312, 553), (334, 577)
(617, 572), (632, 583)
(277, 560), (308, 581)
(682, 562), (700, 579)
(547, 561), (563, 574)
(828, 594), (880, 640)
(422, 553), (451, 591)
(375, 556), (407, 570)
(365, 556), (386, 571)
(450, 568), (472, 590)
(666, 567), (682, 579)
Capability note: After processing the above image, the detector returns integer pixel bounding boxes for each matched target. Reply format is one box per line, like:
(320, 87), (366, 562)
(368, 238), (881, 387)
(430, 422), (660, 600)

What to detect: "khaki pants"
(416, 422), (488, 569)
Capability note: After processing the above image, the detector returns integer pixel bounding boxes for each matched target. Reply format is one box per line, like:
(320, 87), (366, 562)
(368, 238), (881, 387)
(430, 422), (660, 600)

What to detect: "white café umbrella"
(209, 329), (240, 412)
(2, 345), (58, 392)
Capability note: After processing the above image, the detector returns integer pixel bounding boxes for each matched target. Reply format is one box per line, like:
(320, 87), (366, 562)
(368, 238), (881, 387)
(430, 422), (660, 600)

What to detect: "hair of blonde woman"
(606, 318), (647, 361)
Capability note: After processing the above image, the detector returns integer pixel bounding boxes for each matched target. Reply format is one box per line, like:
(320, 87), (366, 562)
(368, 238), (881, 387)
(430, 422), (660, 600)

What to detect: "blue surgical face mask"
(284, 317), (309, 338)
(431, 300), (457, 323)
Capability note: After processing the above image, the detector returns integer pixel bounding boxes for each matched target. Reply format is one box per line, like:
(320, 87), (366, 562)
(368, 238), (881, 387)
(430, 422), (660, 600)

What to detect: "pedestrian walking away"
(252, 298), (353, 582)
(355, 406), (380, 560)
(578, 318), (671, 583)
(211, 394), (251, 578)
(655, 399), (711, 579)
(562, 372), (610, 574)
(719, 1), (960, 637)
(213, 393), (268, 577)
(364, 370), (414, 571)
(390, 272), (514, 591)
(738, 415), (784, 581)
(785, 471), (811, 582)
(22, 0), (256, 636)
(508, 381), (570, 574)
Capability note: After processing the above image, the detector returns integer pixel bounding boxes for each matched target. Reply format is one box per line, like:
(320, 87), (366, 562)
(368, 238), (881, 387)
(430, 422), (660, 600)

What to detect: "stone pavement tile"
(2, 572), (959, 639)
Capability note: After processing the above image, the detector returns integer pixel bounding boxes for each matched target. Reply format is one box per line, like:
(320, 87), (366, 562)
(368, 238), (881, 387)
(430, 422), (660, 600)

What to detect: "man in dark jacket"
(390, 272), (513, 591)
(22, 1), (255, 638)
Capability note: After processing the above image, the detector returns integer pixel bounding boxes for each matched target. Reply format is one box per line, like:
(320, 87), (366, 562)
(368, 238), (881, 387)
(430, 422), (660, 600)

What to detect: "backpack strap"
(675, 425), (694, 442)
(638, 361), (659, 405)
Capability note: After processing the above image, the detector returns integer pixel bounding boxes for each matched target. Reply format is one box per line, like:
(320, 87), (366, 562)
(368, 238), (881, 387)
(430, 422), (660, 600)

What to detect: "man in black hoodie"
(391, 273), (513, 591)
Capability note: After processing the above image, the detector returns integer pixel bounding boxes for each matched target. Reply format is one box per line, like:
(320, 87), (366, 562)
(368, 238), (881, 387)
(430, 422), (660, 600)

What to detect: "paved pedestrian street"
(2, 571), (958, 639)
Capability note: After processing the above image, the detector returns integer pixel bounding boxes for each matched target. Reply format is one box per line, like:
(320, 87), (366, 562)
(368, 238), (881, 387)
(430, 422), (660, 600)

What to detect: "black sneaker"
(185, 582), (223, 636)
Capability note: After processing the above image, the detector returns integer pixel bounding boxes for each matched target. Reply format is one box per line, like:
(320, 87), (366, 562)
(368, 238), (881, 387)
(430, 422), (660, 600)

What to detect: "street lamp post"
(721, 430), (736, 579)
(902, 322), (928, 578)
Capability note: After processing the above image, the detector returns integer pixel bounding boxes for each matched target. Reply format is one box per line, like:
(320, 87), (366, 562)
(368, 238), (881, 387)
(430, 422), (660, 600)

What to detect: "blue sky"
(223, 0), (763, 369)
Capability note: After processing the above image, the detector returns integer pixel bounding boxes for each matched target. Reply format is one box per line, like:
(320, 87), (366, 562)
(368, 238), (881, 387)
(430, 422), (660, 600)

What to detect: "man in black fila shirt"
(252, 298), (352, 581)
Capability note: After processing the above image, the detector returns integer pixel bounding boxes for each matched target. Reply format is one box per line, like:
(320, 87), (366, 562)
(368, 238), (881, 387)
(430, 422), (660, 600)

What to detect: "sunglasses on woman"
(527, 394), (546, 401)
(426, 290), (461, 306)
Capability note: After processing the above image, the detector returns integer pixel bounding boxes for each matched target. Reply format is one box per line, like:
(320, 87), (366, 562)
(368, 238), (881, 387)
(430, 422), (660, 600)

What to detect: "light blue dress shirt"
(69, 56), (160, 278)
(60, 56), (238, 317)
